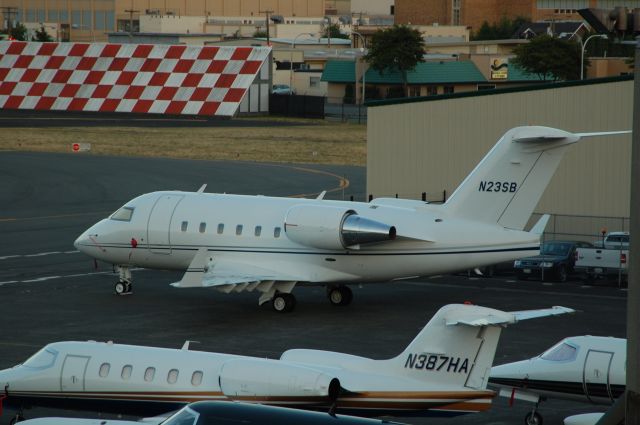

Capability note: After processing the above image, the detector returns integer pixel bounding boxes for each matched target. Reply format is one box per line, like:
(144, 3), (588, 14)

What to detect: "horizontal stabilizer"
(445, 305), (574, 327)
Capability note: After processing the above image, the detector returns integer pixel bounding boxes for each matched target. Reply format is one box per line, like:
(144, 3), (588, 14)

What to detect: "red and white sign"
(0, 42), (270, 117)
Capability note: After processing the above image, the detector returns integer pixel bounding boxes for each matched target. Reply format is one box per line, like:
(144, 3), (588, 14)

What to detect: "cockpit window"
(162, 406), (199, 425)
(22, 348), (58, 369)
(540, 342), (578, 362)
(110, 206), (135, 222)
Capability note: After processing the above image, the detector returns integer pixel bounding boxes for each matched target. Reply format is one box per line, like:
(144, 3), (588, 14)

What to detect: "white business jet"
(73, 126), (628, 311)
(489, 336), (625, 425)
(0, 304), (573, 422)
(18, 400), (403, 425)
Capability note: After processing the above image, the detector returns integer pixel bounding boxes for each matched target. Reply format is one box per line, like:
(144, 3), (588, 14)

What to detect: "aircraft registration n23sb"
(73, 126), (628, 311)
(0, 304), (573, 421)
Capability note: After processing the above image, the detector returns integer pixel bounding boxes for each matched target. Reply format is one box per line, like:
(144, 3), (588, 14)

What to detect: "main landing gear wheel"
(327, 285), (353, 306)
(114, 280), (132, 295)
(272, 293), (296, 313)
(524, 411), (543, 425)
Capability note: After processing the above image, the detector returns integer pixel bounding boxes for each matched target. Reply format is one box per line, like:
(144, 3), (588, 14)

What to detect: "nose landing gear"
(114, 266), (133, 295)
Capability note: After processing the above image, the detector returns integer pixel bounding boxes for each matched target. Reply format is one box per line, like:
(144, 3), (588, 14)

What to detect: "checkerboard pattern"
(0, 42), (270, 117)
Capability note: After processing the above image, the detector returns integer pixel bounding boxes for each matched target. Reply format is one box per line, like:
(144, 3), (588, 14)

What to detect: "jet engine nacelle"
(284, 205), (396, 250)
(219, 358), (341, 400)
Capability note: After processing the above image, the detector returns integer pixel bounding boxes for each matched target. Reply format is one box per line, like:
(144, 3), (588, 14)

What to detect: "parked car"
(593, 231), (629, 249)
(514, 240), (594, 282)
(272, 84), (295, 95)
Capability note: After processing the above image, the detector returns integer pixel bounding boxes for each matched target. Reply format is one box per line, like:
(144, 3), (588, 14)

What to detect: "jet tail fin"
(382, 304), (573, 391)
(443, 127), (630, 230)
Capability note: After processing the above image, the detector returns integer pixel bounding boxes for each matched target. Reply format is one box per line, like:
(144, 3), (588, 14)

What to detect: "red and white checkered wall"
(0, 42), (270, 117)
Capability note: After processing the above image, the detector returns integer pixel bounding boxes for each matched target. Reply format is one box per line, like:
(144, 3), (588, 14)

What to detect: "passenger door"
(147, 194), (184, 254)
(583, 350), (613, 403)
(60, 355), (90, 392)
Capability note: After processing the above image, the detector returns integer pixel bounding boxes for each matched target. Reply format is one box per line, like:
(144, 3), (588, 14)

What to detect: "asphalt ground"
(0, 109), (317, 128)
(0, 151), (626, 425)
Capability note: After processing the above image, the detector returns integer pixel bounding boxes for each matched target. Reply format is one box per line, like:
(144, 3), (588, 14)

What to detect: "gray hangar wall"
(367, 77), (633, 241)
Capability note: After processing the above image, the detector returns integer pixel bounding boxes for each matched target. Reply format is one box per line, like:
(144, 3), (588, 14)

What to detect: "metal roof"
(321, 60), (487, 84)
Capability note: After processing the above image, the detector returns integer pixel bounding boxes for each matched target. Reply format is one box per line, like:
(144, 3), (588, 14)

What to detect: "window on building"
(427, 86), (438, 96)
(274, 227), (281, 238)
(390, 5), (395, 15)
(236, 224), (243, 235)
(82, 10), (92, 27)
(443, 85), (454, 94)
(144, 367), (156, 382)
(99, 363), (110, 378)
(537, 0), (587, 9)
(217, 223), (224, 234)
(95, 10), (106, 30)
(410, 87), (421, 97)
(121, 365), (132, 380)
(167, 369), (179, 384)
(309, 76), (320, 88)
(48, 9), (59, 22)
(452, 0), (461, 25)
(181, 221), (188, 232)
(191, 371), (203, 386)
(255, 225), (262, 237)
(199, 222), (207, 233)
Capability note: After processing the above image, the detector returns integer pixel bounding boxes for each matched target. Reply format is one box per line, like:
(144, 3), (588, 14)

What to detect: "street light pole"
(290, 33), (314, 96)
(351, 31), (366, 105)
(581, 33), (608, 80)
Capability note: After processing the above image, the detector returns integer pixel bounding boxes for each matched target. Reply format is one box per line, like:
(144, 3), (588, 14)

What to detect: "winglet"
(197, 184), (207, 193)
(316, 191), (327, 200)
(529, 214), (550, 235)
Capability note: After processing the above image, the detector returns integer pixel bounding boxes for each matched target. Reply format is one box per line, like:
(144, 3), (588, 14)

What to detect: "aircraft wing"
(170, 248), (305, 291)
(200, 260), (303, 287)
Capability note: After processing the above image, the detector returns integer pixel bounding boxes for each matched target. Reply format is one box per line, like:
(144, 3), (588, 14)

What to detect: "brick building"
(395, 0), (638, 34)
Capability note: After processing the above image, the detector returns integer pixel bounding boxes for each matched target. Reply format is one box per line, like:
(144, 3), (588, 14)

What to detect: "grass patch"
(1, 119), (366, 166)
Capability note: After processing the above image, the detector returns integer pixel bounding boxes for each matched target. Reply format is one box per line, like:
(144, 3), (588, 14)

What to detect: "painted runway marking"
(0, 250), (80, 261)
(0, 268), (145, 287)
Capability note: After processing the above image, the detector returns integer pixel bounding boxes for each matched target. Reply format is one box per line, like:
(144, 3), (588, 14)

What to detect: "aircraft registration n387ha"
(0, 304), (574, 422)
(73, 126), (629, 311)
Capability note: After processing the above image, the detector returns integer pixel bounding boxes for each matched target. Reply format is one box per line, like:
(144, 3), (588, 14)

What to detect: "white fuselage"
(74, 192), (539, 284)
(489, 336), (626, 405)
(0, 341), (494, 418)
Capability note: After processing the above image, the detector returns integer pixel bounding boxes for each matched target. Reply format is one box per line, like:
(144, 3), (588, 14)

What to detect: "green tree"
(510, 35), (581, 81)
(9, 23), (27, 41)
(472, 16), (529, 41)
(253, 29), (268, 38)
(364, 25), (425, 97)
(33, 25), (54, 42)
(323, 23), (349, 39)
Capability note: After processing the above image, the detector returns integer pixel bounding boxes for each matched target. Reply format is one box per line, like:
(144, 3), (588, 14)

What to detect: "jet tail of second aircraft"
(384, 304), (573, 391)
(443, 127), (629, 230)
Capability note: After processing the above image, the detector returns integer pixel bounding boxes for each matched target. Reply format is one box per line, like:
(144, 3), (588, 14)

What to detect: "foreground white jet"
(0, 304), (573, 421)
(73, 126), (628, 311)
(489, 336), (625, 425)
(18, 400), (402, 425)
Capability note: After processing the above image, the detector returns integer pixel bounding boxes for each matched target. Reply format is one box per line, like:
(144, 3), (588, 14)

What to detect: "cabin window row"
(98, 363), (203, 386)
(180, 221), (281, 238)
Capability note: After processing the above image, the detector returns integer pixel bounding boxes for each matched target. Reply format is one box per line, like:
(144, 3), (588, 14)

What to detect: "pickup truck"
(575, 246), (628, 282)
(593, 231), (629, 249)
(514, 240), (593, 282)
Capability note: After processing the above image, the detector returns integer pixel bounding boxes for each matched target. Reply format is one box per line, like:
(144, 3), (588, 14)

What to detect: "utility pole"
(0, 6), (18, 35)
(627, 34), (640, 425)
(124, 1), (139, 43)
(259, 9), (273, 45)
